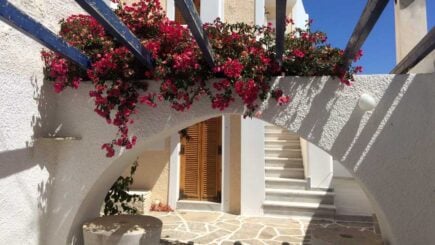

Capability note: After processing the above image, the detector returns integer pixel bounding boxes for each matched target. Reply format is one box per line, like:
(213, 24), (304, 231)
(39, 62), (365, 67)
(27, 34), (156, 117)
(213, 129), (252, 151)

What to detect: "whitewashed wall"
(333, 160), (353, 178)
(0, 1), (84, 244)
(240, 118), (265, 215)
(306, 143), (333, 189)
(35, 74), (435, 245)
(1, 1), (435, 245)
(292, 0), (309, 29)
(333, 178), (374, 217)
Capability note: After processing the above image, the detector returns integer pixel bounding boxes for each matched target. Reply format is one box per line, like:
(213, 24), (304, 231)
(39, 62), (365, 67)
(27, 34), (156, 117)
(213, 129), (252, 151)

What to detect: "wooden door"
(175, 0), (201, 24)
(180, 117), (222, 202)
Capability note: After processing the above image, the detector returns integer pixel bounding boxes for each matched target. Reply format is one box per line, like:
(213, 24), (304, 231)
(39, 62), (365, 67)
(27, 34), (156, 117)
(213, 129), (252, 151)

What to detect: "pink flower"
(340, 77), (351, 86)
(53, 82), (64, 93)
(293, 49), (305, 58)
(223, 59), (244, 78)
(354, 49), (363, 61)
(101, 144), (115, 157)
(139, 93), (157, 107)
(213, 79), (230, 91)
(71, 77), (82, 89)
(277, 95), (291, 105)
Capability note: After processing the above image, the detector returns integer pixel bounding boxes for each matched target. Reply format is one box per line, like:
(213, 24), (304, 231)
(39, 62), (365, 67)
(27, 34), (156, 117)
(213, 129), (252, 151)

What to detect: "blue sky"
(303, 0), (434, 74)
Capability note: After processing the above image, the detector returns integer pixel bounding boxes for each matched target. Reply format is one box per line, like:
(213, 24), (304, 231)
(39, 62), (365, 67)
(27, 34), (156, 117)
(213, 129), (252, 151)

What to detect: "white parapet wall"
(15, 73), (432, 245)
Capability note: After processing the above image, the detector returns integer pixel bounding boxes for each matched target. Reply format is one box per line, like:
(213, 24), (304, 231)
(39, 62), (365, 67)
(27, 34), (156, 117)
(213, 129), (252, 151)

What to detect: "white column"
(240, 118), (265, 215)
(168, 133), (180, 208)
(394, 0), (434, 73)
(221, 115), (231, 212)
(200, 0), (224, 23)
(166, 0), (175, 20)
(292, 0), (309, 29)
(394, 0), (427, 62)
(255, 0), (265, 25)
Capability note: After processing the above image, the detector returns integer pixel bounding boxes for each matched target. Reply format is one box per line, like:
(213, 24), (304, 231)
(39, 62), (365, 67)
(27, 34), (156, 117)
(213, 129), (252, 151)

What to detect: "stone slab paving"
(149, 211), (380, 245)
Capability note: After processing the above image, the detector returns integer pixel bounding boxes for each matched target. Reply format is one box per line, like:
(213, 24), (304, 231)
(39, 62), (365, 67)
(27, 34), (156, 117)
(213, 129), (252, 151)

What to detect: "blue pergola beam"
(0, 0), (91, 70)
(342, 0), (389, 69)
(75, 0), (153, 70)
(275, 0), (287, 66)
(175, 0), (215, 68)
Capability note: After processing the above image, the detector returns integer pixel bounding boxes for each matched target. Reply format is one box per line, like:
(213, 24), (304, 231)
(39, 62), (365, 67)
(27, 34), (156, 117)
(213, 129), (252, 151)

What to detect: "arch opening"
(67, 113), (386, 244)
(55, 74), (435, 245)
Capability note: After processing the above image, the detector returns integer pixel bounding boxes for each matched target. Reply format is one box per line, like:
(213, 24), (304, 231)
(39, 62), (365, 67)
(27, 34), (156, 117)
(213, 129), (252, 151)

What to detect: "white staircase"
(262, 125), (336, 219)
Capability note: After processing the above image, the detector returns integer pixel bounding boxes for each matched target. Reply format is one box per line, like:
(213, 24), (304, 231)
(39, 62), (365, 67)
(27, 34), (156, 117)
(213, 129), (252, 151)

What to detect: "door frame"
(168, 115), (231, 211)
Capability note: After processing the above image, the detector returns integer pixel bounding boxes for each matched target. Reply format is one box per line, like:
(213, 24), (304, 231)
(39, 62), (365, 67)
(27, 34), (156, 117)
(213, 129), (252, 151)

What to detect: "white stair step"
(264, 145), (301, 151)
(265, 177), (308, 189)
(265, 166), (304, 179)
(265, 157), (303, 168)
(264, 140), (301, 148)
(265, 189), (335, 204)
(264, 125), (295, 133)
(265, 149), (303, 158)
(263, 200), (336, 218)
(265, 156), (303, 162)
(264, 133), (300, 140)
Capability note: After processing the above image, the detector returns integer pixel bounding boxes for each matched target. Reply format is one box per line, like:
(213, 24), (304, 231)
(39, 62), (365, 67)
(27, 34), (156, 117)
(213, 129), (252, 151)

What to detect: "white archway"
(45, 74), (435, 245)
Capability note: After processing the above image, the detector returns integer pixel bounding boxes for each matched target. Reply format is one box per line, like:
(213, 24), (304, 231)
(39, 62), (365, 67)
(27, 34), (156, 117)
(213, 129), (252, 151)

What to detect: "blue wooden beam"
(75, 0), (154, 70)
(175, 0), (215, 68)
(0, 0), (91, 70)
(275, 0), (287, 66)
(342, 0), (389, 69)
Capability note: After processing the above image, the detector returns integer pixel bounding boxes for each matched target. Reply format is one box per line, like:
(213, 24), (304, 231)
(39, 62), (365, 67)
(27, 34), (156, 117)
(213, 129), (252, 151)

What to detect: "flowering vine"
(41, 0), (362, 157)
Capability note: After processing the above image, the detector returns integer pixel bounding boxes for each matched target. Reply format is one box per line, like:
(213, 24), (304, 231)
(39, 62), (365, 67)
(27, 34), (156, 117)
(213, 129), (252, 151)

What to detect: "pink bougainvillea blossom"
(41, 0), (360, 157)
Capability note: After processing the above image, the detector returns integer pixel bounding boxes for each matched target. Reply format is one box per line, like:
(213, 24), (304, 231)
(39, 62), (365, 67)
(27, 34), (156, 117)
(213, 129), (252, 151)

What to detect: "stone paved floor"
(148, 211), (380, 245)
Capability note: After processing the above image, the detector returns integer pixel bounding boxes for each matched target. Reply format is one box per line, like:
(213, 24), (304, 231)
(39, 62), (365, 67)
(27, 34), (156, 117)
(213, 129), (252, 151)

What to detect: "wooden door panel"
(180, 116), (222, 202)
(200, 117), (221, 201)
(181, 123), (201, 199)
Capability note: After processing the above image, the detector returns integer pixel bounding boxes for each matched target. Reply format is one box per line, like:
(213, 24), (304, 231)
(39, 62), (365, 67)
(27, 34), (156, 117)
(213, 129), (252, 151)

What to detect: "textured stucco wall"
(0, 1), (84, 244)
(35, 74), (435, 245)
(225, 0), (255, 23)
(333, 159), (353, 178)
(333, 178), (374, 217)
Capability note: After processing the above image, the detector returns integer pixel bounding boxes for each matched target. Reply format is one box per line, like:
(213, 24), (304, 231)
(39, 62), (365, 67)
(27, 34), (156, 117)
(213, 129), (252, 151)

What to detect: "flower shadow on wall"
(41, 0), (362, 157)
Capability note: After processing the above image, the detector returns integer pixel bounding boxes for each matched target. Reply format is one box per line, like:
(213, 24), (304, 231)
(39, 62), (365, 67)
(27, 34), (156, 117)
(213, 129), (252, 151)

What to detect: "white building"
(0, 0), (433, 244)
(125, 0), (376, 220)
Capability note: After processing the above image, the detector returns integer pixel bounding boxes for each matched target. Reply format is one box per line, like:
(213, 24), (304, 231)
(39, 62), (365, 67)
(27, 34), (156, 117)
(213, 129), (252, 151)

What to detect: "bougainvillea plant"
(41, 0), (362, 157)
